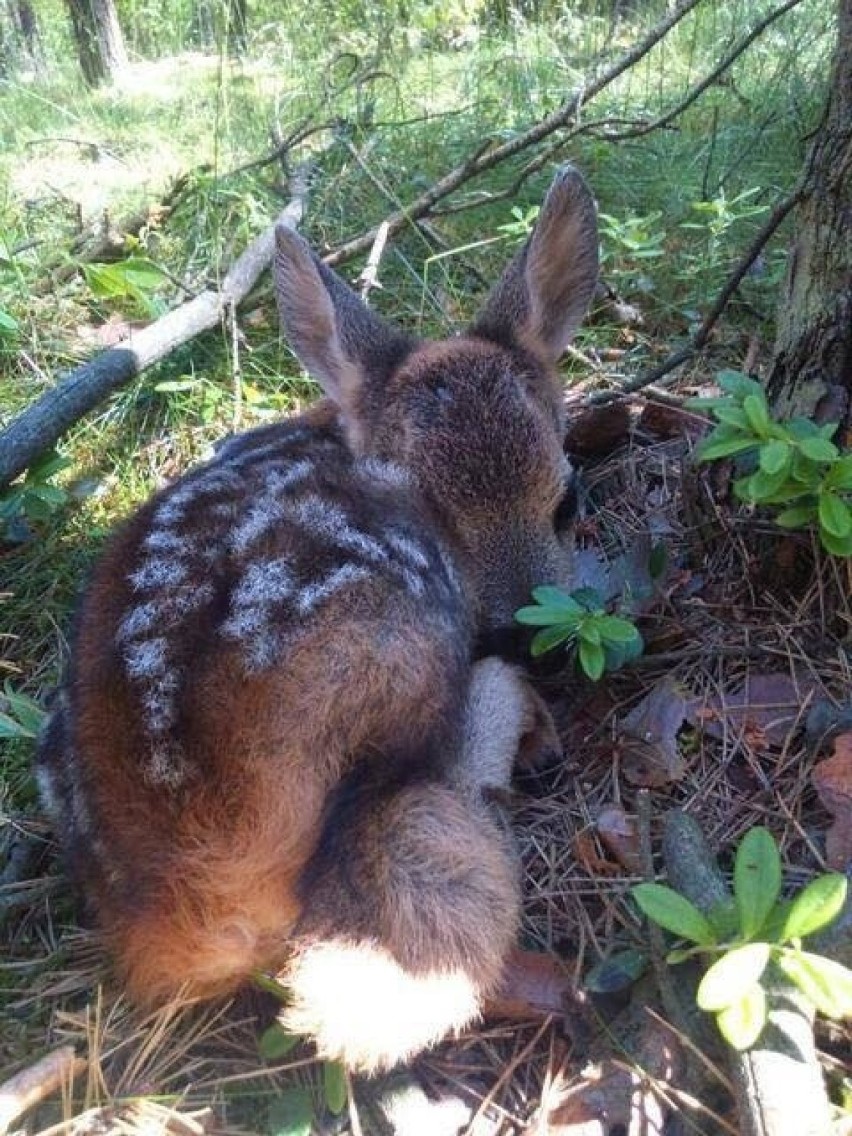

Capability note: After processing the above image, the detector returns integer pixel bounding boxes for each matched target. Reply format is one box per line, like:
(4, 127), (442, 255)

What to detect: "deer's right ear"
(273, 226), (414, 450)
(471, 166), (599, 364)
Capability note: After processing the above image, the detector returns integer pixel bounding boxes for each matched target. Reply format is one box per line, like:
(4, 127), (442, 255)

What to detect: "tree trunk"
(767, 0), (852, 424)
(65, 0), (127, 87)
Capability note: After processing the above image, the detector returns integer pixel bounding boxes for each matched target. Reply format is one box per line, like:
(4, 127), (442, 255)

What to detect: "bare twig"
(358, 221), (390, 301)
(586, 0), (808, 142)
(325, 0), (705, 268)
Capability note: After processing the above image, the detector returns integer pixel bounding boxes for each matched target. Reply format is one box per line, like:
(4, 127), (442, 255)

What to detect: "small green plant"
(515, 585), (643, 680)
(690, 371), (852, 556)
(258, 1022), (347, 1135)
(0, 450), (71, 542)
(634, 827), (852, 1050)
(82, 256), (169, 318)
(0, 680), (46, 740)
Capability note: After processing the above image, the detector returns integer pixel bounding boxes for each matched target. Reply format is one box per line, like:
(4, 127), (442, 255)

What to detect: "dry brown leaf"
(574, 831), (622, 877)
(812, 732), (852, 870)
(690, 672), (819, 748)
(563, 401), (632, 460)
(485, 948), (575, 1021)
(637, 400), (707, 442)
(620, 677), (692, 786)
(595, 807), (642, 874)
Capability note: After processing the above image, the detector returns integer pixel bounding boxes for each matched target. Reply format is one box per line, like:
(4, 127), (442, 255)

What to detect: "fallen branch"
(0, 168), (310, 492)
(0, 1046), (86, 1136)
(661, 810), (834, 1136)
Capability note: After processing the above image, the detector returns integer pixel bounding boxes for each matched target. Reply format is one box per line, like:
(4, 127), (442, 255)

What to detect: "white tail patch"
(283, 939), (482, 1073)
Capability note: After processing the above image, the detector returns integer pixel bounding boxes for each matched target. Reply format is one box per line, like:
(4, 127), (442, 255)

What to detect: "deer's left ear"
(471, 166), (599, 364)
(273, 225), (415, 449)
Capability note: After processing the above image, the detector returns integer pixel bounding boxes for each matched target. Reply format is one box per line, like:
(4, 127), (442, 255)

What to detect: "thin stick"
(358, 221), (390, 302)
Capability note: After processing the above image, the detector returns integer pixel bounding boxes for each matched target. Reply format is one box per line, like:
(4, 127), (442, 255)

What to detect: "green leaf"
(736, 467), (790, 502)
(323, 1061), (347, 1115)
(715, 984), (767, 1050)
(818, 492), (852, 538)
(531, 585), (580, 611)
(267, 1087), (314, 1136)
(571, 586), (603, 610)
(717, 371), (763, 399)
(779, 874), (847, 942)
(530, 624), (575, 657)
(819, 526), (852, 557)
(596, 616), (641, 644)
(603, 630), (644, 672)
(742, 393), (770, 436)
(706, 898), (740, 942)
(776, 950), (852, 1018)
(632, 883), (717, 946)
(775, 503), (817, 529)
(714, 405), (750, 430)
(734, 827), (782, 940)
(799, 435), (839, 463)
(584, 949), (647, 993)
(0, 308), (19, 335)
(258, 1024), (301, 1061)
(515, 605), (575, 627)
(826, 454), (852, 491)
(696, 435), (759, 463)
(759, 440), (791, 476)
(578, 621), (601, 645)
(0, 710), (31, 739)
(696, 943), (771, 1012)
(2, 688), (45, 736)
(578, 637), (606, 680)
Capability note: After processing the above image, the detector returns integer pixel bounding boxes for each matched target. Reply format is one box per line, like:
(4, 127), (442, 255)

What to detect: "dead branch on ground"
(0, 167), (310, 491)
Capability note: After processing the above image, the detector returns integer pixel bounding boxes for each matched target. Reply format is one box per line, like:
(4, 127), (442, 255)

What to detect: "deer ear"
(471, 166), (599, 364)
(273, 226), (413, 448)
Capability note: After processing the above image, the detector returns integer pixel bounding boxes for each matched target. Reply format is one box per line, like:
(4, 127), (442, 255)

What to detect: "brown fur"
(37, 166), (600, 1071)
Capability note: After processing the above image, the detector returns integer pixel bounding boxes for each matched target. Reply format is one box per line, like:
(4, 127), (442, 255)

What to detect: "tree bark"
(767, 0), (852, 423)
(65, 0), (127, 87)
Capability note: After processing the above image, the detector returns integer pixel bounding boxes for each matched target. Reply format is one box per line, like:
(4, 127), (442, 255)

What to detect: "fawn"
(36, 166), (599, 1072)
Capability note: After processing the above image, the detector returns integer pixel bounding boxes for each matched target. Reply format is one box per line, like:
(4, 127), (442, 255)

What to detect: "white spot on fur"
(118, 601), (161, 641)
(143, 529), (184, 553)
(297, 564), (372, 616)
(359, 458), (412, 489)
(233, 560), (295, 608)
(384, 530), (431, 571)
(284, 940), (481, 1073)
(124, 637), (168, 678)
(130, 558), (188, 591)
(292, 498), (390, 566)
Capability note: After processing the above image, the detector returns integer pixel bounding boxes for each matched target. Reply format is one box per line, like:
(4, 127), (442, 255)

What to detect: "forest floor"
(2, 4), (851, 1134)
